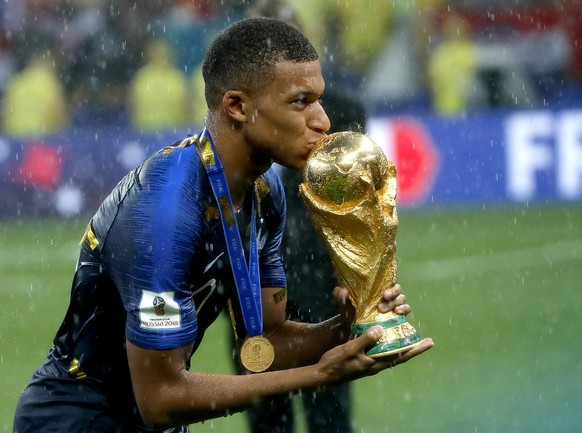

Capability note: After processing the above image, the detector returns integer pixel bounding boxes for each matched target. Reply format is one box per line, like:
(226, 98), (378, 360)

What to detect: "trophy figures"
(300, 131), (422, 357)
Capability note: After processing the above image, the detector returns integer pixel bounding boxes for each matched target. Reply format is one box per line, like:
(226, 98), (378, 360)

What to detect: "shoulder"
(92, 134), (206, 241)
(134, 135), (203, 188)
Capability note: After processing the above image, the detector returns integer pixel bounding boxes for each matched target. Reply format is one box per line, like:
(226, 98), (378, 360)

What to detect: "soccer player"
(14, 18), (433, 433)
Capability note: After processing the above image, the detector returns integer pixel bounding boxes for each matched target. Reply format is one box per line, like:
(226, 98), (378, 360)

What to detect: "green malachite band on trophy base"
(351, 316), (423, 357)
(351, 315), (408, 334)
(364, 333), (423, 357)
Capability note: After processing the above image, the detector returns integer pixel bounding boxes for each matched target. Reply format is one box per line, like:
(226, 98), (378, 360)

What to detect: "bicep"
(126, 340), (193, 425)
(127, 340), (192, 395)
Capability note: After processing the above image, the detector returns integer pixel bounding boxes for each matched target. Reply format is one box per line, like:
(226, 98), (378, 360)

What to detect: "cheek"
(275, 116), (306, 136)
(256, 108), (305, 139)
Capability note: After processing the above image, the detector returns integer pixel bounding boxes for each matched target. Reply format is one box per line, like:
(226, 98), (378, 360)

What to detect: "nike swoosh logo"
(204, 252), (224, 273)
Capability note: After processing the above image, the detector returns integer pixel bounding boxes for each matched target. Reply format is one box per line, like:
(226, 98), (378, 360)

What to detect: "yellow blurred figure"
(2, 51), (68, 138)
(129, 39), (188, 131)
(428, 13), (478, 116)
(290, 0), (394, 76)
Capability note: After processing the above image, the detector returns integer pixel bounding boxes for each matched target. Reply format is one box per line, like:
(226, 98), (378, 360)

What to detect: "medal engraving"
(240, 336), (275, 372)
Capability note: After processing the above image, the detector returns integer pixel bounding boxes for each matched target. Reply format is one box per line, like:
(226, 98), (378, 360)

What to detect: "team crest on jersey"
(139, 290), (181, 329)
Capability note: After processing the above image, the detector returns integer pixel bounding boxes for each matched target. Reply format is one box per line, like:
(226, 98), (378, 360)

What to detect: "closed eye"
(293, 92), (323, 107)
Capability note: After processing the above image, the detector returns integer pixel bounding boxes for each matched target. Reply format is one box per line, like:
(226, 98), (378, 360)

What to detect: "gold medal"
(240, 336), (275, 372)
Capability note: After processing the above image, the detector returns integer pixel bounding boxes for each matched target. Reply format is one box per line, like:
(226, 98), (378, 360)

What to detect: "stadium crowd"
(1, 0), (581, 138)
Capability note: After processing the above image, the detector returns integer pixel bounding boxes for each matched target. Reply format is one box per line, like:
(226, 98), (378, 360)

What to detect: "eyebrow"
(294, 90), (323, 99)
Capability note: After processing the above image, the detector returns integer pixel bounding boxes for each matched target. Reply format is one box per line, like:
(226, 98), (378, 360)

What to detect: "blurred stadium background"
(1, 1), (582, 432)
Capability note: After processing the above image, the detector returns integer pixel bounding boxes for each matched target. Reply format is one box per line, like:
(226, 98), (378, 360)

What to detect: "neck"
(205, 123), (269, 210)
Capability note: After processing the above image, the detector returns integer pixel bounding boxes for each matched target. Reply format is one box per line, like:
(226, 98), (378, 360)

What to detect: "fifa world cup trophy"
(300, 131), (423, 357)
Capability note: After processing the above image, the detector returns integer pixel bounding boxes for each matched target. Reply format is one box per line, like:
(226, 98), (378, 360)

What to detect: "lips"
(305, 143), (317, 159)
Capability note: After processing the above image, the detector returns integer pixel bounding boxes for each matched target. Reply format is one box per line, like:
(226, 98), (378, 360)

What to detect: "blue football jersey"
(19, 132), (287, 432)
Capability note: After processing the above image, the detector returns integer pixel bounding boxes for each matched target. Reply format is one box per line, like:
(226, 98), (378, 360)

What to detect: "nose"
(309, 102), (331, 134)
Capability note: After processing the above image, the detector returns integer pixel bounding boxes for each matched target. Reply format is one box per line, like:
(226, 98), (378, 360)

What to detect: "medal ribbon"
(196, 128), (263, 337)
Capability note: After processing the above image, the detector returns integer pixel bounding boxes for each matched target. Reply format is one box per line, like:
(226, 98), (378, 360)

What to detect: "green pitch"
(2, 204), (581, 433)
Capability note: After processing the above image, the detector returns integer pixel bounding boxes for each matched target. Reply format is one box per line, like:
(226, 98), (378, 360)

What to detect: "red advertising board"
(368, 118), (440, 206)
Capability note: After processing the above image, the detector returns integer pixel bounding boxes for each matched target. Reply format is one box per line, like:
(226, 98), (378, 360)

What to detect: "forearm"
(142, 364), (325, 427)
(265, 314), (351, 370)
(129, 322), (434, 429)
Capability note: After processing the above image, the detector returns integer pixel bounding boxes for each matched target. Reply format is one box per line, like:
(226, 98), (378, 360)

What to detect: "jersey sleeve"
(96, 144), (205, 350)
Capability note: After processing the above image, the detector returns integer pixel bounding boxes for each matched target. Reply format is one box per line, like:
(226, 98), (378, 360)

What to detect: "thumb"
(354, 325), (383, 352)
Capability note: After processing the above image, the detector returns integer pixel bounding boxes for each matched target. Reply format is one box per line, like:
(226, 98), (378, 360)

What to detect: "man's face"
(245, 60), (331, 170)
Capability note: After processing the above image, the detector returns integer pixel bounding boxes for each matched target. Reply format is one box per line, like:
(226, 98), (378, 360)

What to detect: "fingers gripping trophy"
(300, 131), (423, 357)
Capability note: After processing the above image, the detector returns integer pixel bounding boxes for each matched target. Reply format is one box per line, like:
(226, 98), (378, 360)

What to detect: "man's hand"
(378, 283), (410, 315)
(316, 325), (434, 384)
(333, 283), (411, 320)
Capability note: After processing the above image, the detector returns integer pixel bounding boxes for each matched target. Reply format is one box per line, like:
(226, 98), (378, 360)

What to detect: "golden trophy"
(300, 131), (422, 357)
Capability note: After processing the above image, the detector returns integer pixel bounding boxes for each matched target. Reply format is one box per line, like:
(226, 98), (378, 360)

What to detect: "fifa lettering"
(557, 112), (582, 199)
(505, 110), (582, 200)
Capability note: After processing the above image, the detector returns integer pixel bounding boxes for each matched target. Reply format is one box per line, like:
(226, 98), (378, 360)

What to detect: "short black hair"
(202, 17), (318, 109)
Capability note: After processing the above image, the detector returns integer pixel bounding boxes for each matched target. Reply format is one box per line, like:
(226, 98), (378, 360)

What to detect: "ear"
(222, 90), (251, 123)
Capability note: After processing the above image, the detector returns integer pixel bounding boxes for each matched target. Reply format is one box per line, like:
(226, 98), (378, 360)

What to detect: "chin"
(295, 160), (307, 171)
(286, 160), (305, 171)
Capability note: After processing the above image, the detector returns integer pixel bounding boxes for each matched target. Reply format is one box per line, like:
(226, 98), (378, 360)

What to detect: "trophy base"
(352, 314), (423, 358)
